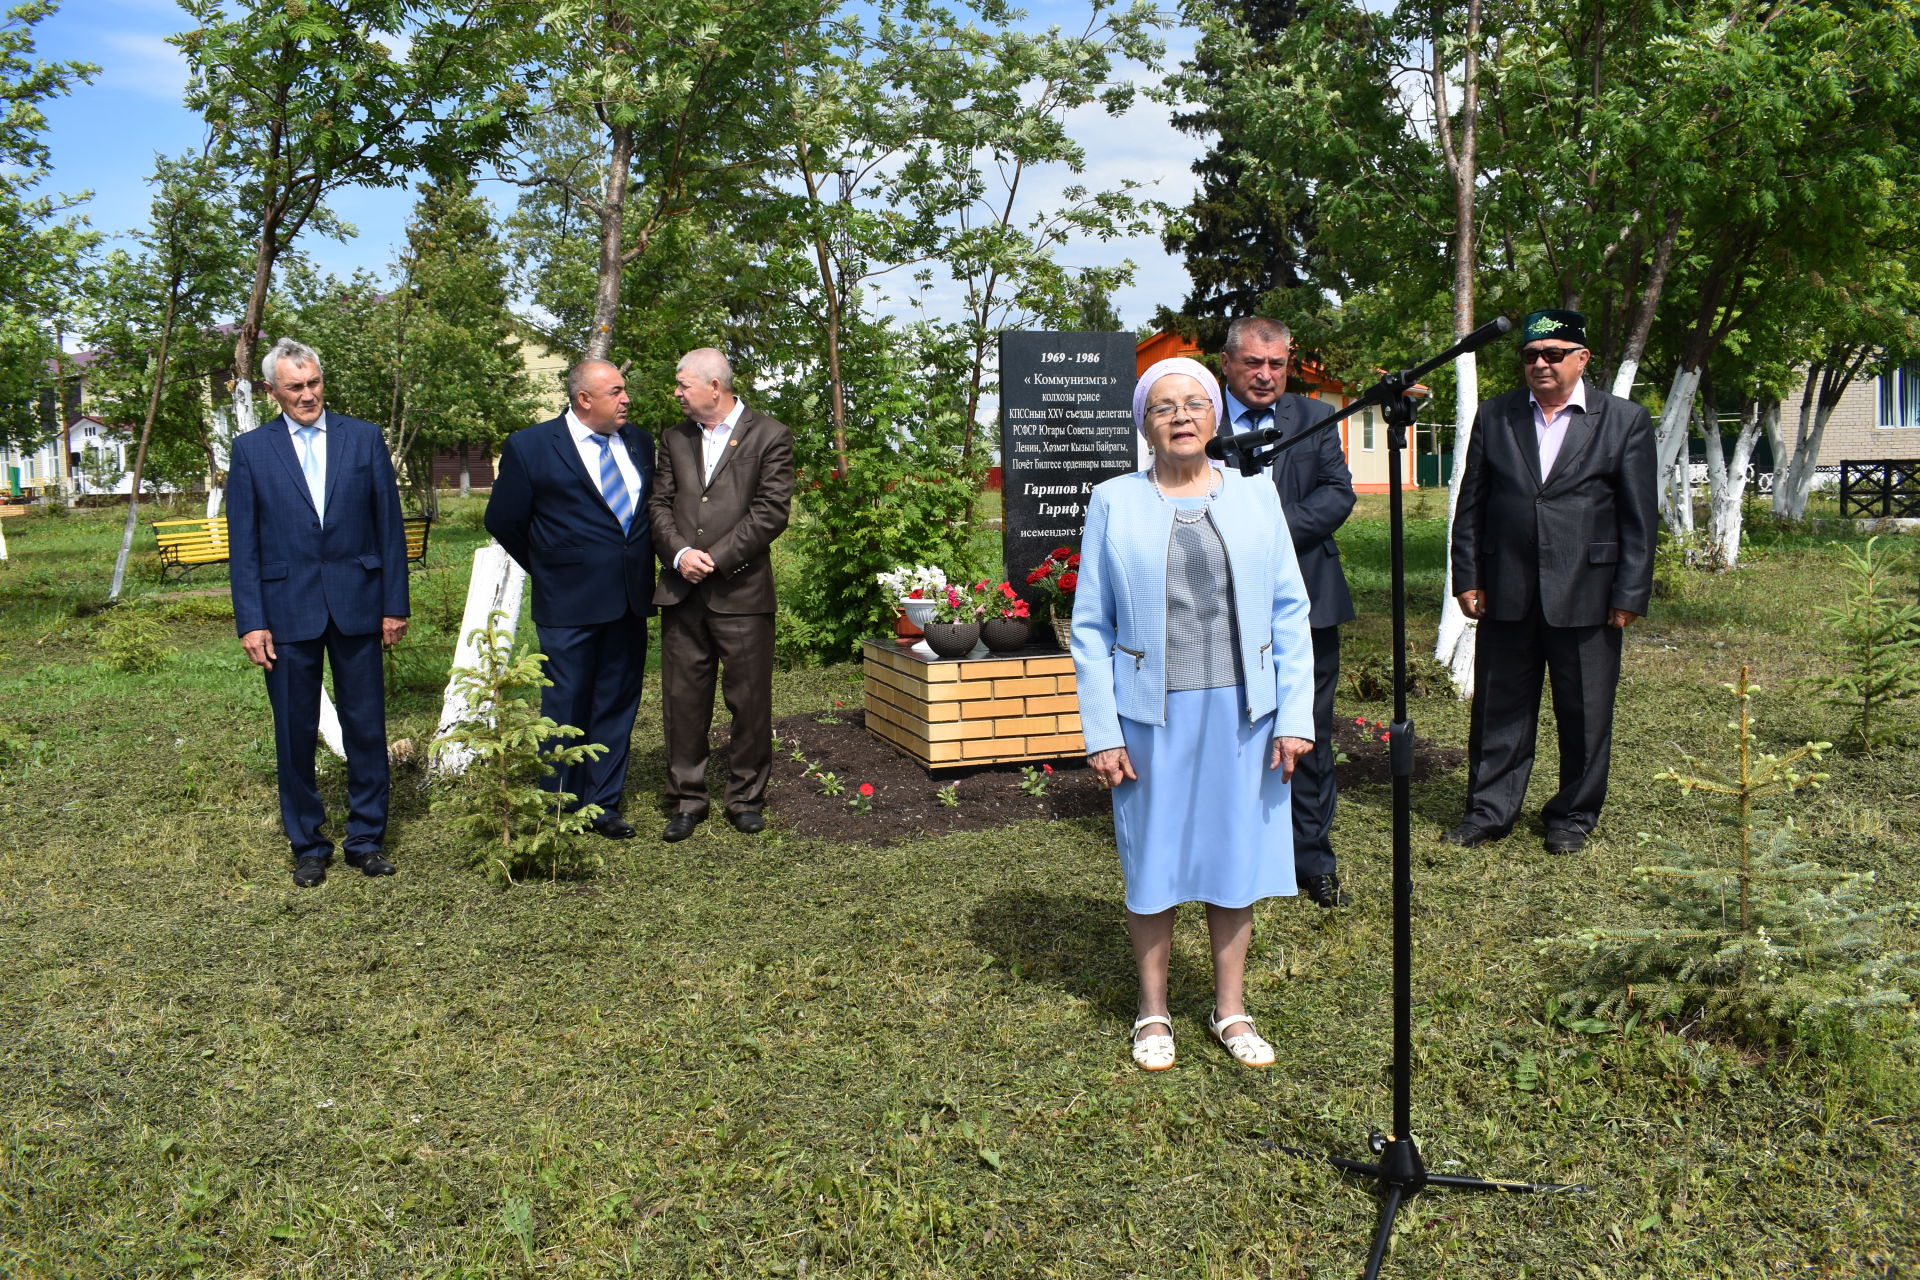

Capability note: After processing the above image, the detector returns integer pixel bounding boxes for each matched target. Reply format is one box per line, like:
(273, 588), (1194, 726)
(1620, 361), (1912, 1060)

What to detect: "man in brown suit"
(651, 348), (796, 841)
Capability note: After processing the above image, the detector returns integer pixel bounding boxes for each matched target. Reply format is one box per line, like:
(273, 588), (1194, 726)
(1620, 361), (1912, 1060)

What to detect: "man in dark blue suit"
(228, 338), (410, 888)
(484, 359), (655, 839)
(1220, 317), (1358, 908)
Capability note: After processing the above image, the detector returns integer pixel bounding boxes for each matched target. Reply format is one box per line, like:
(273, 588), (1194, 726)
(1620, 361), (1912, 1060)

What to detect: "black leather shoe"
(292, 856), (329, 888)
(727, 809), (766, 834)
(662, 813), (703, 843)
(590, 812), (637, 840)
(345, 848), (395, 876)
(1545, 827), (1588, 854)
(1441, 822), (1496, 848)
(1301, 873), (1349, 908)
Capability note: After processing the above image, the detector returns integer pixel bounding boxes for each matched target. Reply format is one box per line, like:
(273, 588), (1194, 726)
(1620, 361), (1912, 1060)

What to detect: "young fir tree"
(1546, 668), (1917, 1049)
(431, 613), (607, 885)
(1806, 537), (1920, 752)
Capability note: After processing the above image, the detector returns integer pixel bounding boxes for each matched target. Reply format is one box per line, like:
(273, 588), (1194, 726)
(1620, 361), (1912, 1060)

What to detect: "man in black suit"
(228, 338), (410, 888)
(1444, 310), (1657, 854)
(1219, 316), (1357, 908)
(484, 359), (656, 839)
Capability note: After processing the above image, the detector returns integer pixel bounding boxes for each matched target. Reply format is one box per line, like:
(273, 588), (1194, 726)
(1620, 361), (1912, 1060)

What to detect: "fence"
(1837, 461), (1920, 518)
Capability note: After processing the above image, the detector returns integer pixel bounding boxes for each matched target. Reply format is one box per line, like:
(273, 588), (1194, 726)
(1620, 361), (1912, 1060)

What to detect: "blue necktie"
(592, 432), (632, 533)
(297, 424), (324, 523)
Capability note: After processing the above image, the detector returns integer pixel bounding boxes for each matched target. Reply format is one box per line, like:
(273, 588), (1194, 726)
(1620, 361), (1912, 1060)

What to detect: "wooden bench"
(151, 514), (434, 581)
(153, 518), (231, 581)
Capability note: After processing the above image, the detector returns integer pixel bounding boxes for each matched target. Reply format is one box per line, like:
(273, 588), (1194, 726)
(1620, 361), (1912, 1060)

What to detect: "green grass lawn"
(1, 498), (1915, 1278)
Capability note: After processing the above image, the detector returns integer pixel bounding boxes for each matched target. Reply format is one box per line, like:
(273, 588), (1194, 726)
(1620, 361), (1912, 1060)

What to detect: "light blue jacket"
(1071, 467), (1316, 755)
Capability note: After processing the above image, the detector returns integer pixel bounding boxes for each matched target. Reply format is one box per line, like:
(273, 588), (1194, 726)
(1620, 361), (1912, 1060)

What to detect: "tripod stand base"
(1303, 1133), (1581, 1280)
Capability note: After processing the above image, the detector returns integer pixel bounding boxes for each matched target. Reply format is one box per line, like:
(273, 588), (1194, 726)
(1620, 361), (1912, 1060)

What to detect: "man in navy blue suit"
(228, 338), (410, 888)
(484, 359), (656, 839)
(1219, 317), (1358, 909)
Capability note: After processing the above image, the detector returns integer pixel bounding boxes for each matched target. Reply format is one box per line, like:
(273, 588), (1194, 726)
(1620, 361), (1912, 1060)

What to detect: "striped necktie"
(592, 431), (632, 533)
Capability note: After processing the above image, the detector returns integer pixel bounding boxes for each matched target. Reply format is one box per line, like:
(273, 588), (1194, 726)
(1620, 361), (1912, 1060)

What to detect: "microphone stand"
(1220, 318), (1583, 1279)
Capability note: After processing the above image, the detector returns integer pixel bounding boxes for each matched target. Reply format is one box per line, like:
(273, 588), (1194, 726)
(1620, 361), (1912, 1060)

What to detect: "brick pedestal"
(862, 638), (1085, 768)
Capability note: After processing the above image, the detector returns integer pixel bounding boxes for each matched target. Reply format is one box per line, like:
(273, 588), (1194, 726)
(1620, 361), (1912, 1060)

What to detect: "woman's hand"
(1270, 736), (1313, 781)
(1089, 747), (1136, 789)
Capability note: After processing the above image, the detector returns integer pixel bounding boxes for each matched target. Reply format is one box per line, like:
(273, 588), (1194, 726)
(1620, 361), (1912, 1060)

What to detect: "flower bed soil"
(739, 707), (1467, 847)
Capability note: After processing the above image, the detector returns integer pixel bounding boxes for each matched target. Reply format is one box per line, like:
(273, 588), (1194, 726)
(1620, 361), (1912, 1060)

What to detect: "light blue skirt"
(1113, 685), (1296, 914)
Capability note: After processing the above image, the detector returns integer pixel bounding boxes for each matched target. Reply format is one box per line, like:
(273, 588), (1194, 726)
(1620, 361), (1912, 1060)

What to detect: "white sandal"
(1209, 1009), (1275, 1068)
(1130, 1014), (1175, 1071)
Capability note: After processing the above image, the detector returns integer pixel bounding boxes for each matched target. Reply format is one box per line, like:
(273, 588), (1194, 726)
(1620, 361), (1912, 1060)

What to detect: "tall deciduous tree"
(0, 0), (95, 453)
(173, 0), (516, 464)
(86, 152), (250, 600)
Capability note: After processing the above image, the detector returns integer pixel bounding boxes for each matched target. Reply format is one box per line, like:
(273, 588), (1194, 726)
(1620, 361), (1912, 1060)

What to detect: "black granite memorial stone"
(998, 331), (1138, 593)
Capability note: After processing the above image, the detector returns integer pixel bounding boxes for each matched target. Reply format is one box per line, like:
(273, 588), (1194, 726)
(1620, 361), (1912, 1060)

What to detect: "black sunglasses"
(1521, 346), (1584, 365)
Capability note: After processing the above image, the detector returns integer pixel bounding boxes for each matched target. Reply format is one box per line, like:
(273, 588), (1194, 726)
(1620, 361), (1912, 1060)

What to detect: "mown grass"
(1, 499), (1916, 1279)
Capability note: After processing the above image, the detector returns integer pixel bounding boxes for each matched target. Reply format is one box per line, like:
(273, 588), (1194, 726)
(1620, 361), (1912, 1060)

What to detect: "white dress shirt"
(567, 409), (641, 512)
(699, 398), (746, 484)
(1530, 384), (1587, 481)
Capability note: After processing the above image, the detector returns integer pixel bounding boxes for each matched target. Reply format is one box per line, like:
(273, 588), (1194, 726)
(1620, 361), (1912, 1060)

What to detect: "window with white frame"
(1878, 363), (1920, 428)
(1362, 409), (1377, 451)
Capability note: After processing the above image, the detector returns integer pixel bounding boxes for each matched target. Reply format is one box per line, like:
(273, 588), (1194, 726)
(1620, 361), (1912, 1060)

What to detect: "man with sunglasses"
(1444, 309), (1656, 855)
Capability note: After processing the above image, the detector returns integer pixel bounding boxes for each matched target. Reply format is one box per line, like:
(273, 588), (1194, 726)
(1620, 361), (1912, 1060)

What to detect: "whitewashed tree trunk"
(430, 542), (527, 777)
(1775, 383), (1841, 521)
(1656, 363), (1701, 530)
(1434, 351), (1481, 699)
(0, 519), (8, 562)
(1609, 356), (1639, 400)
(1705, 401), (1771, 568)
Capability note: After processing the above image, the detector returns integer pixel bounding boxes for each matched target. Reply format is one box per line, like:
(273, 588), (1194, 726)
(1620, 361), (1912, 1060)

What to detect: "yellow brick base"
(862, 639), (1085, 769)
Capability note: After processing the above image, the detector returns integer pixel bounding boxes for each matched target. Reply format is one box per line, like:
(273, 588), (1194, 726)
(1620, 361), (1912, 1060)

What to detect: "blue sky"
(32, 0), (1200, 333)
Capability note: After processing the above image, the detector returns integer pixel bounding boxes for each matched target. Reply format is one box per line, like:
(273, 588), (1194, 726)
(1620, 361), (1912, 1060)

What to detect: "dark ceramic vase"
(981, 617), (1031, 653)
(921, 621), (980, 660)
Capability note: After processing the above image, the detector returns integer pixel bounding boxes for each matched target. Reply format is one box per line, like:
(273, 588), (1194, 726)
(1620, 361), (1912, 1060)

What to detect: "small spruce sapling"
(1545, 667), (1917, 1048)
(431, 612), (608, 884)
(1807, 536), (1920, 751)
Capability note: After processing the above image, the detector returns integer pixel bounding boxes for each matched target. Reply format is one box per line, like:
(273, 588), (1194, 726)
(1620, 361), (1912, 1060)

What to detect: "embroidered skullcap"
(1520, 309), (1587, 347)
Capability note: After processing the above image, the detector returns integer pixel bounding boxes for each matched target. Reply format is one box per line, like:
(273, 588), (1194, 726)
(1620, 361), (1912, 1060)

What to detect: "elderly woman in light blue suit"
(1071, 356), (1316, 1071)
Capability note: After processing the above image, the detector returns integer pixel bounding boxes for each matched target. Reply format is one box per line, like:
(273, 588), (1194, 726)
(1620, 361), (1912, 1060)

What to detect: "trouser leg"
(1463, 614), (1546, 834)
(577, 610), (648, 813)
(263, 634), (328, 859)
(660, 602), (719, 817)
(1540, 621), (1622, 834)
(1291, 624), (1340, 878)
(710, 611), (776, 814)
(326, 624), (391, 854)
(535, 621), (598, 806)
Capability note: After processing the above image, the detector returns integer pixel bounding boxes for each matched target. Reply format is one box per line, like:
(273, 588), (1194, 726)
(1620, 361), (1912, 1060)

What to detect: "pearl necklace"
(1150, 463), (1219, 523)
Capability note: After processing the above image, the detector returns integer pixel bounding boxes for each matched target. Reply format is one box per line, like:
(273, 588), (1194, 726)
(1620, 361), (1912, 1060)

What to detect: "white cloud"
(99, 32), (187, 103)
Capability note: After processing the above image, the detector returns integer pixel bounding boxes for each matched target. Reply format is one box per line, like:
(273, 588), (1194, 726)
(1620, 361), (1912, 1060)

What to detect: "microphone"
(1455, 314), (1513, 355)
(1206, 415), (1275, 461)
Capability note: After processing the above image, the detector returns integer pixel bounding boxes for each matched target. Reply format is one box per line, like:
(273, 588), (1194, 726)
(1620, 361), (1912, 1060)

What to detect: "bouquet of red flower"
(985, 581), (1031, 621)
(1025, 546), (1081, 609)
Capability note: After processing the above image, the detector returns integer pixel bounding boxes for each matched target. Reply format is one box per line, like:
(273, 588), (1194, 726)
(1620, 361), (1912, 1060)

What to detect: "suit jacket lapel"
(550, 417), (622, 528)
(1507, 393), (1544, 489)
(266, 417), (318, 516)
(1542, 382), (1602, 491)
(321, 417), (348, 516)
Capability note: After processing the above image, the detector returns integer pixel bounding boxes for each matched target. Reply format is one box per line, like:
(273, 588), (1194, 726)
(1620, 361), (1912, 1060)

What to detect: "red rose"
(1066, 553), (1081, 567)
(859, 782), (874, 797)
(908, 588), (923, 599)
(1057, 571), (1077, 592)
(1053, 546), (1072, 559)
(1026, 568), (1046, 585)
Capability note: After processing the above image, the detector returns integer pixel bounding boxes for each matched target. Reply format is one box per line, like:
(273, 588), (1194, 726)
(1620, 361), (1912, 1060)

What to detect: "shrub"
(1806, 536), (1920, 751)
(93, 603), (176, 672)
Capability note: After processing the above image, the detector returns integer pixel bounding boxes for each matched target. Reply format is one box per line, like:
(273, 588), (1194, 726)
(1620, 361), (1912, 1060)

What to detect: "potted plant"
(921, 581), (988, 659)
(1026, 547), (1081, 649)
(877, 564), (947, 646)
(980, 581), (1032, 652)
